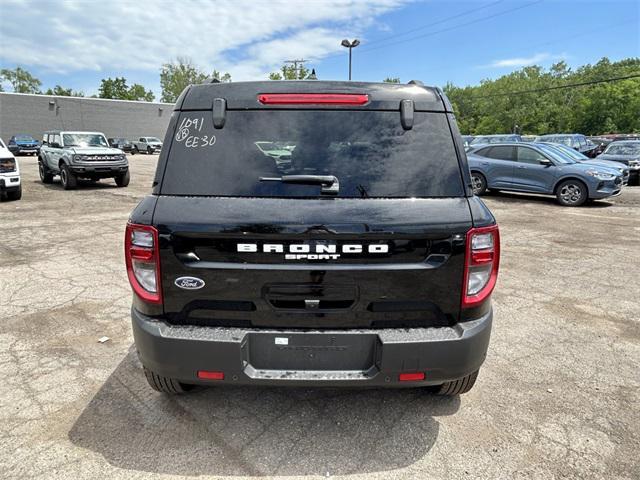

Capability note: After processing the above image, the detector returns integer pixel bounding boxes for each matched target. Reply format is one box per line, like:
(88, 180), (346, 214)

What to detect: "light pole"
(341, 39), (360, 80)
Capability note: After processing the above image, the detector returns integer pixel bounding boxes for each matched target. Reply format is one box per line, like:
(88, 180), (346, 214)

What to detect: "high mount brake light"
(462, 225), (500, 308)
(125, 223), (162, 304)
(257, 93), (369, 105)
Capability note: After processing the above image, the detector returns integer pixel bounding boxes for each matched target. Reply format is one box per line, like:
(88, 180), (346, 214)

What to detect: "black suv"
(126, 81), (500, 396)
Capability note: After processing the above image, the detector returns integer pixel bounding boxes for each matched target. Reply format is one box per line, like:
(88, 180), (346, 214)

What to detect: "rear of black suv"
(126, 81), (499, 395)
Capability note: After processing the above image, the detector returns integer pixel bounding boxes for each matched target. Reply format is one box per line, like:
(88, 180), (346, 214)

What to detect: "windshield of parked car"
(537, 144), (577, 164)
(63, 133), (108, 148)
(161, 110), (464, 198)
(256, 141), (279, 150)
(541, 143), (588, 161)
(603, 143), (640, 155)
(536, 135), (574, 147)
(470, 135), (518, 145)
(15, 135), (36, 142)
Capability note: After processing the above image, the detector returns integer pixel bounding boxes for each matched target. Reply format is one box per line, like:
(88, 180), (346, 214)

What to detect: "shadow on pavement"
(34, 179), (122, 191)
(69, 346), (460, 477)
(485, 190), (614, 208)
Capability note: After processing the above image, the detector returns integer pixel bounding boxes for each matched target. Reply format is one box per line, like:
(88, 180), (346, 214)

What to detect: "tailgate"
(154, 196), (472, 329)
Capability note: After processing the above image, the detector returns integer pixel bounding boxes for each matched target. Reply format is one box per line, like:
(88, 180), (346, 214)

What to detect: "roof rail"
(408, 80), (424, 86)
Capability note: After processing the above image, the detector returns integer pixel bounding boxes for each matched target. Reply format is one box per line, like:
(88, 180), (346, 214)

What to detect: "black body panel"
(147, 197), (473, 329)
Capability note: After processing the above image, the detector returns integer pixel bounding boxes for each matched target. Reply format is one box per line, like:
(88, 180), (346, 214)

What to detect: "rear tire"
(39, 160), (54, 184)
(556, 179), (587, 207)
(6, 186), (22, 201)
(471, 172), (487, 195)
(143, 367), (190, 394)
(60, 164), (77, 190)
(115, 170), (130, 187)
(433, 370), (479, 396)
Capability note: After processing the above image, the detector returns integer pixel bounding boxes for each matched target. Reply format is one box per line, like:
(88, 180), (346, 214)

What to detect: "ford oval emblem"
(174, 276), (205, 290)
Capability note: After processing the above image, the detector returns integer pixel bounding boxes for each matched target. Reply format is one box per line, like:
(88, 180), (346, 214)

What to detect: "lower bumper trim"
(132, 307), (493, 387)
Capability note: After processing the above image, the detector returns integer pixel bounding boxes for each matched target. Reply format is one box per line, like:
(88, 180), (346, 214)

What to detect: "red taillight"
(125, 223), (162, 304)
(399, 372), (425, 382)
(257, 93), (369, 105)
(462, 225), (500, 308)
(197, 370), (224, 380)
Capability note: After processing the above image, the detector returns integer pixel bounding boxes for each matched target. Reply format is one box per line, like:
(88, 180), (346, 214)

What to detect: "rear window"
(160, 110), (464, 198)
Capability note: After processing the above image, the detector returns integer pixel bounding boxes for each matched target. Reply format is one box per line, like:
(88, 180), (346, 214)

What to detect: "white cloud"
(0, 0), (408, 79)
(482, 52), (567, 69)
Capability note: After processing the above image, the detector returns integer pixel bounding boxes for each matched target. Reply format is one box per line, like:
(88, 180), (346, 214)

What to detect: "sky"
(0, 0), (638, 99)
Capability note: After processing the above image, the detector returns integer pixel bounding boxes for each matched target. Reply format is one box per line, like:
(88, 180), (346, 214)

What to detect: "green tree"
(44, 85), (84, 97)
(0, 67), (42, 93)
(383, 77), (400, 83)
(98, 77), (154, 101)
(98, 77), (130, 99)
(212, 70), (232, 83)
(268, 64), (311, 80)
(160, 57), (230, 103)
(127, 83), (155, 102)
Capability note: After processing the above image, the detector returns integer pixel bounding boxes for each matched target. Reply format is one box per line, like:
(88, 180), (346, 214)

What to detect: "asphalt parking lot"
(1, 154), (639, 480)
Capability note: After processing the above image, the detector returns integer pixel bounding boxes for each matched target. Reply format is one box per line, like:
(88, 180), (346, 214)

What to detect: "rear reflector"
(197, 370), (224, 380)
(258, 93), (369, 105)
(399, 372), (425, 382)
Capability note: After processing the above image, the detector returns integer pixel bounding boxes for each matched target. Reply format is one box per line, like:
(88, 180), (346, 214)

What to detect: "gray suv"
(467, 142), (623, 206)
(39, 131), (130, 190)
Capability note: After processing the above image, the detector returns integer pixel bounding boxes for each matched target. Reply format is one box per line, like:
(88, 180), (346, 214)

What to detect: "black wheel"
(147, 146), (153, 155)
(115, 170), (130, 187)
(6, 186), (22, 201)
(471, 172), (487, 195)
(143, 367), (191, 394)
(60, 164), (77, 190)
(133, 146), (139, 155)
(39, 160), (54, 184)
(556, 179), (587, 207)
(432, 370), (479, 396)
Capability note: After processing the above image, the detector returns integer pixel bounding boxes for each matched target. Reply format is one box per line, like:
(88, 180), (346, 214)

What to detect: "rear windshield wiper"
(259, 175), (339, 195)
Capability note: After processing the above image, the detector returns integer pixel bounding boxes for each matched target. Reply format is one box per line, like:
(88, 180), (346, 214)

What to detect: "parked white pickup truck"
(132, 137), (163, 154)
(0, 138), (21, 201)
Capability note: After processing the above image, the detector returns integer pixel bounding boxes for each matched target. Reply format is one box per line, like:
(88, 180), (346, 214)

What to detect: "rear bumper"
(132, 307), (492, 387)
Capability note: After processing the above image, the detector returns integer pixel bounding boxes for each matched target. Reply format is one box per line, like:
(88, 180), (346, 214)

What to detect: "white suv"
(0, 138), (21, 201)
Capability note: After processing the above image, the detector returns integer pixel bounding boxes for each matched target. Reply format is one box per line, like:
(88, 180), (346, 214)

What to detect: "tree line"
(1, 57), (638, 134)
(444, 57), (640, 135)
